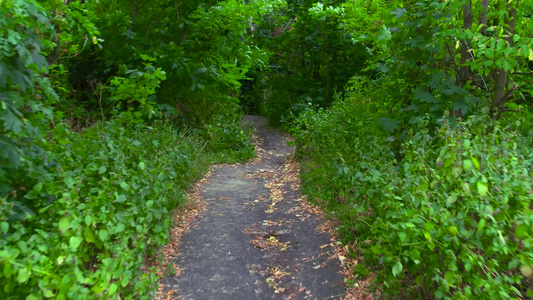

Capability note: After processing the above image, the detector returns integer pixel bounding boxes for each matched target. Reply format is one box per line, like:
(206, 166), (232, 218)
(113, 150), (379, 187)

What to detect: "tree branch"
(496, 106), (522, 119)
(145, 6), (168, 38)
(445, 41), (460, 81)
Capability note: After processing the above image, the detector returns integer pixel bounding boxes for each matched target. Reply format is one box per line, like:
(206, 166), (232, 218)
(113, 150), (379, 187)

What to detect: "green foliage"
(0, 0), (100, 195)
(0, 0), (58, 195)
(251, 0), (368, 125)
(357, 0), (533, 122)
(62, 0), (280, 126)
(5, 0), (533, 298)
(0, 117), (210, 299)
(201, 109), (256, 164)
(109, 57), (167, 123)
(0, 0), (259, 298)
(294, 83), (533, 297)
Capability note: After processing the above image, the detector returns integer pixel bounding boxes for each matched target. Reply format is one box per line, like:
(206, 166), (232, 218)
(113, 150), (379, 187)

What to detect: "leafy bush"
(294, 87), (533, 298)
(0, 116), (209, 299)
(203, 116), (256, 164)
(109, 56), (167, 123)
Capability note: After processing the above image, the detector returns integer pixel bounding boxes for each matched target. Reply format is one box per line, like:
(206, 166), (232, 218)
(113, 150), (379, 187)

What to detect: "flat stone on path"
(160, 116), (346, 300)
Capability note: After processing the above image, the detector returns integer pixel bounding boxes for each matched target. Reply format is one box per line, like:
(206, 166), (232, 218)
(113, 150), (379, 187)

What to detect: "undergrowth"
(0, 114), (254, 299)
(293, 81), (533, 299)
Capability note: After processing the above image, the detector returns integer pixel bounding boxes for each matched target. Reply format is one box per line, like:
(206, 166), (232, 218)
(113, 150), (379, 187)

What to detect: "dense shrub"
(294, 85), (533, 298)
(0, 116), (212, 299)
(251, 2), (369, 126)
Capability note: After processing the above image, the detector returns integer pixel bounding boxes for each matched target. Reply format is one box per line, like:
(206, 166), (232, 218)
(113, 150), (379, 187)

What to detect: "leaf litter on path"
(156, 117), (378, 299)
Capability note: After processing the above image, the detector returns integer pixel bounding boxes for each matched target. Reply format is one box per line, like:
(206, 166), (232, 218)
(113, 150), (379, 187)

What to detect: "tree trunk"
(130, 0), (138, 30)
(125, 0), (138, 44)
(491, 0), (518, 114)
(458, 1), (472, 88)
(452, 1), (473, 117)
(479, 0), (488, 36)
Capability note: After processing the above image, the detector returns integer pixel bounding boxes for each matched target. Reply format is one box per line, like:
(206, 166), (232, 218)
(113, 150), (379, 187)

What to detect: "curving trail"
(159, 116), (347, 300)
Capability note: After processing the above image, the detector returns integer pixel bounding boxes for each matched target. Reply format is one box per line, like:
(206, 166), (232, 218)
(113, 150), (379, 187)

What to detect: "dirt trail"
(159, 116), (347, 300)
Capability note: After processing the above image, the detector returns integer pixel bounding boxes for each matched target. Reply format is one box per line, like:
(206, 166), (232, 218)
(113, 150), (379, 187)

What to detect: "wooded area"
(1, 0), (533, 298)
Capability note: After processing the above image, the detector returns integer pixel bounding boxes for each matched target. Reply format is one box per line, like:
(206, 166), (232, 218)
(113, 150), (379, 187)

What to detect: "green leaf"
(410, 249), (420, 261)
(445, 271), (455, 283)
(391, 8), (407, 18)
(398, 231), (406, 242)
(520, 265), (533, 277)
(2, 110), (24, 134)
(99, 166), (107, 174)
(414, 88), (436, 103)
(24, 190), (38, 200)
(463, 160), (472, 171)
(146, 200), (154, 208)
(116, 194), (127, 203)
(115, 223), (125, 233)
(139, 162), (146, 170)
(405, 222), (415, 228)
(99, 230), (108, 241)
(392, 261), (403, 277)
(452, 100), (470, 115)
(463, 139), (471, 149)
(477, 182), (488, 197)
(371, 245), (382, 254)
(109, 283), (118, 294)
(379, 118), (399, 132)
(64, 177), (75, 189)
(446, 194), (457, 205)
(42, 289), (55, 298)
(16, 241), (27, 253)
(462, 182), (471, 195)
(58, 218), (70, 234)
(1, 222), (8, 233)
(34, 182), (43, 193)
(516, 224), (529, 238)
(471, 157), (480, 170)
(121, 272), (131, 287)
(17, 268), (31, 283)
(84, 228), (95, 243)
(477, 219), (486, 232)
(69, 236), (82, 251)
(120, 182), (130, 191)
(448, 226), (458, 235)
(424, 232), (433, 246)
(84, 215), (92, 226)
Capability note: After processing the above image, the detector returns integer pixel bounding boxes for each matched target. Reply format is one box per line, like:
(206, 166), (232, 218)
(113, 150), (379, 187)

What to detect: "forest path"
(159, 116), (346, 300)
